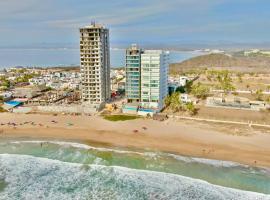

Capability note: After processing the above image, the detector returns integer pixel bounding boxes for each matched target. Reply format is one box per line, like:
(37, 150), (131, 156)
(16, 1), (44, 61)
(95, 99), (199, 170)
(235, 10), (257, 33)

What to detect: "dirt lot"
(195, 105), (270, 124)
(197, 73), (270, 91)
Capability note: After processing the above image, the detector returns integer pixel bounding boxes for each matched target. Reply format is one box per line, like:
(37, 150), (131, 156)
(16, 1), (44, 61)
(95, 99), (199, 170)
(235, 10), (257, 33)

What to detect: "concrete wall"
(137, 110), (154, 117)
(12, 107), (33, 114)
(37, 105), (97, 114)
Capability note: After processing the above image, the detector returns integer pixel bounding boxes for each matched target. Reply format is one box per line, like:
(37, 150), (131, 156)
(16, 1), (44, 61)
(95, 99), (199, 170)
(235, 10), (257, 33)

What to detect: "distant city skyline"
(0, 0), (270, 49)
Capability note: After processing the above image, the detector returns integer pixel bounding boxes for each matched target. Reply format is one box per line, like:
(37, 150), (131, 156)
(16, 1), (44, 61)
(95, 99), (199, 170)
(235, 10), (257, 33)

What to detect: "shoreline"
(1, 113), (270, 168)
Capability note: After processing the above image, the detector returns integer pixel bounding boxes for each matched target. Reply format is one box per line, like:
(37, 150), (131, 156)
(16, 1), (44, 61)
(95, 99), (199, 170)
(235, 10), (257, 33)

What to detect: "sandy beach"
(0, 113), (270, 168)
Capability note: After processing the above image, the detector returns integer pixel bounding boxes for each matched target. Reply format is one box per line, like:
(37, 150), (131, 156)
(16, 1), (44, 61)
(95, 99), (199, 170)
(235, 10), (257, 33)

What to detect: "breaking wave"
(0, 154), (269, 200)
(9, 140), (247, 168)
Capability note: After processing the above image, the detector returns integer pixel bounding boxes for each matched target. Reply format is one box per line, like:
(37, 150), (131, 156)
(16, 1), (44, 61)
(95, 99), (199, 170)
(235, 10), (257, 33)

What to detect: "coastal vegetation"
(0, 70), (39, 91)
(190, 82), (210, 99)
(254, 89), (264, 101)
(203, 70), (235, 94)
(0, 77), (11, 90)
(103, 114), (140, 121)
(0, 106), (7, 113)
(164, 92), (198, 115)
(14, 73), (36, 84)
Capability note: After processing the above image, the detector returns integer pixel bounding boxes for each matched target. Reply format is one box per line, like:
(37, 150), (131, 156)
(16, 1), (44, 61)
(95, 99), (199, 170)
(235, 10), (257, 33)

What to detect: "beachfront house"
(179, 76), (189, 87)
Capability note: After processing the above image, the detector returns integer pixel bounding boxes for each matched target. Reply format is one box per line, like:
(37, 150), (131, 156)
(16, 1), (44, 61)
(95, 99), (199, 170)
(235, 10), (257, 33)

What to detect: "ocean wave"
(0, 154), (269, 200)
(9, 140), (145, 155)
(167, 153), (246, 168)
(7, 140), (257, 168)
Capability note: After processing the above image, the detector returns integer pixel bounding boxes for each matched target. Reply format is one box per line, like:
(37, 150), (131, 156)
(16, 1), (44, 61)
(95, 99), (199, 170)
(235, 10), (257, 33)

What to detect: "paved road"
(169, 115), (270, 128)
(211, 89), (270, 95)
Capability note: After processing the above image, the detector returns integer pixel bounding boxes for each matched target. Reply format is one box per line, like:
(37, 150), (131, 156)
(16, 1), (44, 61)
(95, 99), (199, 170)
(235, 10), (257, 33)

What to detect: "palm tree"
(267, 85), (270, 92)
(170, 92), (183, 112)
(255, 89), (263, 101)
(164, 95), (172, 108)
(185, 102), (197, 115)
(191, 82), (210, 99)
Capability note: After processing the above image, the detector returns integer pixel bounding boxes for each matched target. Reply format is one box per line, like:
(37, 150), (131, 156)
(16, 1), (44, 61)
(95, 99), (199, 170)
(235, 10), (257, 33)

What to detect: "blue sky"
(0, 0), (270, 48)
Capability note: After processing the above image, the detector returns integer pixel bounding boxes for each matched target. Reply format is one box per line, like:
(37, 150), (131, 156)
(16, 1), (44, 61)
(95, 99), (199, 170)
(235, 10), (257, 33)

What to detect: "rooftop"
(82, 22), (106, 29)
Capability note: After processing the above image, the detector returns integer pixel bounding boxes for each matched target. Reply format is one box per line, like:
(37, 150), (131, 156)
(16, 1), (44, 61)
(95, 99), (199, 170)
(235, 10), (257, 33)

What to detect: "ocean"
(0, 48), (205, 68)
(0, 140), (269, 200)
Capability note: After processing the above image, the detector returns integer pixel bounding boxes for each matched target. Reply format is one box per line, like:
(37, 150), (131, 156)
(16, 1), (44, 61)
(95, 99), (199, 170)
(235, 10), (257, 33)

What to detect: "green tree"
(164, 92), (199, 115)
(236, 72), (243, 83)
(216, 70), (235, 94)
(170, 92), (183, 112)
(265, 96), (270, 104)
(164, 95), (172, 107)
(185, 80), (193, 93)
(255, 89), (263, 101)
(14, 73), (35, 84)
(164, 92), (183, 112)
(191, 82), (210, 99)
(185, 102), (197, 115)
(1, 80), (10, 88)
(267, 85), (270, 92)
(175, 86), (185, 93)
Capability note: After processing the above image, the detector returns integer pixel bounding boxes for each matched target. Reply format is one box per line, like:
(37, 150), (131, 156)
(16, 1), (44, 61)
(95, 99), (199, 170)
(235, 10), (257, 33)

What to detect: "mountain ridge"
(169, 53), (270, 74)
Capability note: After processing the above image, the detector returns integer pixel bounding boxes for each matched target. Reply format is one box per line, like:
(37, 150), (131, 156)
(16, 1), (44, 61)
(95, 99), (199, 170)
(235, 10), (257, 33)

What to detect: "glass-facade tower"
(125, 44), (143, 103)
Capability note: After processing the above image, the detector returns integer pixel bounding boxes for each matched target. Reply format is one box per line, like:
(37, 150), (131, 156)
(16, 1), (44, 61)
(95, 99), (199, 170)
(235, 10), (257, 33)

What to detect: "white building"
(179, 76), (189, 87)
(180, 94), (192, 103)
(29, 78), (46, 86)
(140, 50), (169, 111)
(80, 23), (111, 110)
(0, 69), (7, 77)
(0, 91), (12, 101)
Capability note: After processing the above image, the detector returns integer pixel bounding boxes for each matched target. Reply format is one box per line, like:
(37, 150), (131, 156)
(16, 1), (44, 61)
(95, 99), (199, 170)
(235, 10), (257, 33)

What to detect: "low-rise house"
(179, 76), (190, 87)
(180, 94), (192, 103)
(180, 93), (198, 104)
(46, 82), (61, 90)
(250, 101), (269, 111)
(13, 88), (38, 99)
(206, 95), (269, 111)
(29, 77), (46, 86)
(0, 69), (7, 77)
(69, 82), (80, 90)
(12, 85), (46, 99)
(54, 72), (64, 78)
(0, 92), (13, 101)
(7, 77), (16, 81)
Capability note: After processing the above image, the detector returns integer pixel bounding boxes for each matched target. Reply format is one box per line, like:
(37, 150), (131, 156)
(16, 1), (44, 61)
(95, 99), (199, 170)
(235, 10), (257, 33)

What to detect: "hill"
(169, 53), (270, 74)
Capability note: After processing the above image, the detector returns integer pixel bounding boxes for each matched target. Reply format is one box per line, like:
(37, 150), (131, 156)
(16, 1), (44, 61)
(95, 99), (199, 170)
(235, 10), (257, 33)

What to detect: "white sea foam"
(9, 140), (145, 155)
(167, 153), (246, 168)
(0, 154), (269, 200)
(7, 140), (257, 168)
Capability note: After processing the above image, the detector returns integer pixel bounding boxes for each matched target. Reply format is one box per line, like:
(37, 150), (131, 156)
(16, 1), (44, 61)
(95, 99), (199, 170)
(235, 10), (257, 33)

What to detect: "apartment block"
(80, 23), (110, 110)
(140, 50), (169, 111)
(125, 44), (143, 103)
(124, 47), (169, 115)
